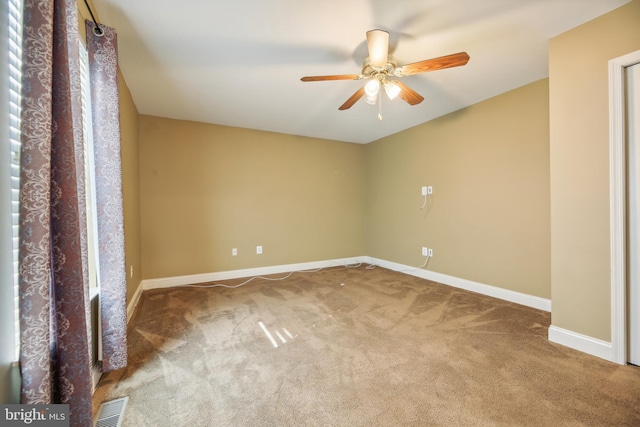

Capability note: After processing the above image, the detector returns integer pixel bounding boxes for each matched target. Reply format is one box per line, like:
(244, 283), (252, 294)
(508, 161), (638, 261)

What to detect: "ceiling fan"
(301, 30), (469, 119)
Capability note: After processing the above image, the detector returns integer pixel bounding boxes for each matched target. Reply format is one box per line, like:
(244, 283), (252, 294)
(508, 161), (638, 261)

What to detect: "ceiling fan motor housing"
(362, 55), (398, 84)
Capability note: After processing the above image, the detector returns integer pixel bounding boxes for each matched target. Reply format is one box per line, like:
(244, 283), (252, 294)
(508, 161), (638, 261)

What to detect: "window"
(8, 0), (23, 362)
(79, 39), (100, 296)
(79, 37), (103, 385)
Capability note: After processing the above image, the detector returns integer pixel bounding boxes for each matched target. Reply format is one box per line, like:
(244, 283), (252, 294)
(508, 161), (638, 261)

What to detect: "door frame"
(609, 49), (640, 365)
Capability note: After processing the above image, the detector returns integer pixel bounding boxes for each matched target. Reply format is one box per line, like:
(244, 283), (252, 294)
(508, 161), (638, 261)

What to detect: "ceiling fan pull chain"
(377, 91), (383, 121)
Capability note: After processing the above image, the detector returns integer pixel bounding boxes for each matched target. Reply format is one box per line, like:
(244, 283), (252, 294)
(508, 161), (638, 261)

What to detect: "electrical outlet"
(232, 248), (238, 256)
(422, 247), (429, 256)
(428, 248), (434, 258)
(427, 186), (433, 195)
(256, 245), (263, 255)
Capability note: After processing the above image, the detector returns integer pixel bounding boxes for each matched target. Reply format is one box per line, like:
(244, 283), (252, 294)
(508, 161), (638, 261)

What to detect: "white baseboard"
(91, 362), (102, 392)
(139, 257), (367, 291)
(133, 256), (550, 314)
(126, 280), (144, 323)
(548, 325), (613, 362)
(365, 257), (552, 312)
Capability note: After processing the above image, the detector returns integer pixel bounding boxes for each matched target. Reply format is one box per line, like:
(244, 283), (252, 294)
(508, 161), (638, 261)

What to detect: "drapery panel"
(19, 3), (128, 426)
(19, 0), (93, 425)
(85, 20), (127, 373)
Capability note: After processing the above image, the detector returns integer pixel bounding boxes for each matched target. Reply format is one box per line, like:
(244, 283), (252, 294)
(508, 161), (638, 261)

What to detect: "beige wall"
(366, 79), (551, 298)
(139, 116), (366, 279)
(549, 0), (640, 341)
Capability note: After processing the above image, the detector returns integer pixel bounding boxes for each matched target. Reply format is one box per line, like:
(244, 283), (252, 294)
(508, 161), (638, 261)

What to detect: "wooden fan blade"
(395, 81), (424, 105)
(366, 29), (389, 67)
(396, 52), (470, 76)
(339, 87), (366, 110)
(301, 74), (362, 82)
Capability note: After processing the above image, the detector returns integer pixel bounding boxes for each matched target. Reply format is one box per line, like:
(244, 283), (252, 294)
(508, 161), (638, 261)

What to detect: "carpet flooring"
(93, 265), (640, 426)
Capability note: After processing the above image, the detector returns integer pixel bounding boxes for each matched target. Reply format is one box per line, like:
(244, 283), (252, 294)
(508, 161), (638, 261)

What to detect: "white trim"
(366, 257), (551, 312)
(548, 326), (613, 362)
(609, 49), (640, 365)
(91, 363), (102, 392)
(132, 257), (550, 317)
(139, 257), (367, 291)
(126, 280), (143, 323)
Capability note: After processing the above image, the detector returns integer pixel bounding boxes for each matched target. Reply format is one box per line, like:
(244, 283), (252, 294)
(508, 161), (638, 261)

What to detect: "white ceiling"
(92, 0), (630, 144)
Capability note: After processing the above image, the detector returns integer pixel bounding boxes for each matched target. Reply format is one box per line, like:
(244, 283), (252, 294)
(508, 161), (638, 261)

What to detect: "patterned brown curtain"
(85, 20), (128, 373)
(18, 2), (127, 426)
(18, 0), (93, 425)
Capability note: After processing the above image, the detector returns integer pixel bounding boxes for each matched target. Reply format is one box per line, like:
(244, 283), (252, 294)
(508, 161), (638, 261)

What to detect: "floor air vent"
(95, 396), (129, 427)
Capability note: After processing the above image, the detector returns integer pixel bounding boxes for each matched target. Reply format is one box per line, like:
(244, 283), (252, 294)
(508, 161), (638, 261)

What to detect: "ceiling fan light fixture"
(364, 93), (378, 105)
(364, 79), (380, 97)
(384, 80), (401, 100)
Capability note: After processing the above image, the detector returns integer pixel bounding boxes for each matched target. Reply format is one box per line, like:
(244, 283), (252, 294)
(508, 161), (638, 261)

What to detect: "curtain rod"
(83, 0), (103, 36)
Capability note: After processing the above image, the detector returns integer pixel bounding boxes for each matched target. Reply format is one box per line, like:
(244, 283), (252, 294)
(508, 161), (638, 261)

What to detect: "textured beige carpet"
(94, 265), (640, 426)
